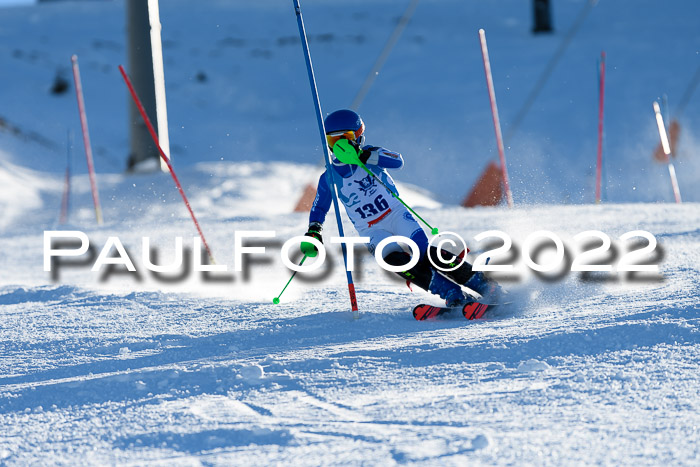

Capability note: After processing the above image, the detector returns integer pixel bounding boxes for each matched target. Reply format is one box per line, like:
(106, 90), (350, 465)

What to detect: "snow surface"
(1, 0), (700, 465)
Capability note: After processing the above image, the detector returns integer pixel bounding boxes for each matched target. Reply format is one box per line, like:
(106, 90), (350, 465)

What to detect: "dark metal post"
(533, 0), (553, 34)
(126, 0), (160, 171)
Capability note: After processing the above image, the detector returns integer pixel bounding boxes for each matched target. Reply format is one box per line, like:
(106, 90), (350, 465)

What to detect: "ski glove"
(332, 139), (374, 166)
(357, 146), (376, 165)
(347, 140), (376, 164)
(300, 222), (323, 258)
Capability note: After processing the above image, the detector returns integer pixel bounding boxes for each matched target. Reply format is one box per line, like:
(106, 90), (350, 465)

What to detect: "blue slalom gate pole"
(293, 0), (360, 319)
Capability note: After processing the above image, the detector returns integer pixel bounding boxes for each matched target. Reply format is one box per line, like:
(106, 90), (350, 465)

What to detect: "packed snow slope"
(0, 158), (699, 464)
(1, 0), (700, 465)
(0, 0), (699, 204)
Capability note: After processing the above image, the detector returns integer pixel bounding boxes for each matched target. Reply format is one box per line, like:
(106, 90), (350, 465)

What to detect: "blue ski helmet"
(324, 109), (365, 148)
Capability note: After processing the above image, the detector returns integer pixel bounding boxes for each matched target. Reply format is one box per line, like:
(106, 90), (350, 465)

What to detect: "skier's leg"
(373, 212), (429, 287)
(427, 245), (472, 283)
(396, 213), (474, 282)
(377, 218), (466, 306)
(425, 243), (501, 299)
(405, 232), (500, 301)
(383, 250), (468, 306)
(365, 225), (430, 287)
(389, 211), (497, 296)
(383, 250), (431, 289)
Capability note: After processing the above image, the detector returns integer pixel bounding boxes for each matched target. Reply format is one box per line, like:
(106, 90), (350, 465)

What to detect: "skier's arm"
(303, 172), (332, 257)
(308, 171), (332, 225)
(332, 139), (403, 170)
(360, 146), (404, 170)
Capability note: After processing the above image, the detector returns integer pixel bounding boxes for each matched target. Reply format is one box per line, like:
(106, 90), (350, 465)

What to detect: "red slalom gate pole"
(118, 64), (217, 263)
(71, 55), (103, 224)
(653, 101), (682, 203)
(479, 29), (513, 208)
(595, 51), (606, 204)
(59, 166), (70, 224)
(59, 130), (73, 224)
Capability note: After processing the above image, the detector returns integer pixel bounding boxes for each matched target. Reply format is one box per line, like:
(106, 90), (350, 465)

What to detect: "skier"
(301, 109), (499, 309)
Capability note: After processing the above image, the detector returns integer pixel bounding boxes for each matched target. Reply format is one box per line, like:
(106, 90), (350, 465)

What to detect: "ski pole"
(333, 139), (439, 235)
(273, 254), (308, 304)
(359, 163), (438, 234)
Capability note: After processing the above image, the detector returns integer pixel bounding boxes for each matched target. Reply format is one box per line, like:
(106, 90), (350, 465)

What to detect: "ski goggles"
(326, 127), (365, 148)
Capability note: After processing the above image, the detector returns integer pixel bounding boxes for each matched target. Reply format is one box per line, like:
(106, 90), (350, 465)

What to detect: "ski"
(461, 301), (491, 320)
(412, 303), (460, 320)
(412, 300), (496, 321)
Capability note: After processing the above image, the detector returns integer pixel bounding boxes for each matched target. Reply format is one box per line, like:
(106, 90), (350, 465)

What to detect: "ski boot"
(428, 270), (474, 307)
(464, 271), (502, 304)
